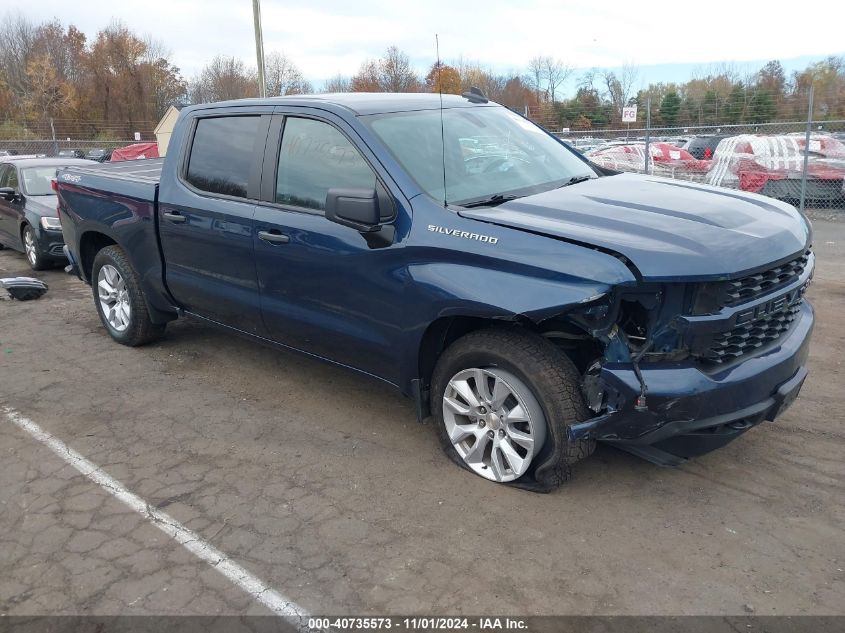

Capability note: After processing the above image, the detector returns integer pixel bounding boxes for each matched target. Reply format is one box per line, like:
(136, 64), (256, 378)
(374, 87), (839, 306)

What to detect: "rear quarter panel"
(56, 170), (173, 314)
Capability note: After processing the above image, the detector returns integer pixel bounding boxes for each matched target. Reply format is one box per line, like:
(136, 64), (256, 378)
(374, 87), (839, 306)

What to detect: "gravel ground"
(0, 219), (843, 617)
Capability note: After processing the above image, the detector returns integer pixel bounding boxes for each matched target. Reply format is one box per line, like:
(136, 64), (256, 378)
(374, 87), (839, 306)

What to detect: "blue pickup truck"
(55, 93), (814, 491)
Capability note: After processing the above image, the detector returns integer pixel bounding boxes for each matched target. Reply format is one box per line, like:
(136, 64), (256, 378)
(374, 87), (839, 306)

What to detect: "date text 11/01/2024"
(308, 617), (528, 630)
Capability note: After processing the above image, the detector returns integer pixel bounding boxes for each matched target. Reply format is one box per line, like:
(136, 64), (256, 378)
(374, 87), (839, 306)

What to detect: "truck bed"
(67, 157), (164, 184)
(58, 158), (162, 208)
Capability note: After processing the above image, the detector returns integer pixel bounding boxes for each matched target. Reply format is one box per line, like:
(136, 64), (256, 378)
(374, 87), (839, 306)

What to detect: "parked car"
(0, 154), (46, 160)
(707, 134), (845, 204)
(0, 149), (19, 157)
(57, 149), (86, 159)
(0, 158), (96, 269)
(586, 142), (710, 181)
(791, 133), (845, 159)
(685, 135), (728, 160)
(85, 148), (114, 163)
(666, 136), (692, 148)
(570, 137), (606, 153)
(56, 94), (814, 490)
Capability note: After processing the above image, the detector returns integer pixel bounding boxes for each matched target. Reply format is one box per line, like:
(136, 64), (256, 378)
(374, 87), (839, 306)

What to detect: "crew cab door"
(252, 111), (408, 384)
(158, 110), (272, 335)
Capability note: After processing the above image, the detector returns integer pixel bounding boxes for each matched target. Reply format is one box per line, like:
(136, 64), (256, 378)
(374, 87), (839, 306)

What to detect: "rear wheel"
(431, 328), (595, 491)
(91, 245), (165, 346)
(22, 224), (49, 271)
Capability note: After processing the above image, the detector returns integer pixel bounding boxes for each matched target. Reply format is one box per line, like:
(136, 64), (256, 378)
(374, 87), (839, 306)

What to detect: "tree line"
(2, 12), (843, 140)
(195, 48), (845, 130)
(570, 58), (845, 130)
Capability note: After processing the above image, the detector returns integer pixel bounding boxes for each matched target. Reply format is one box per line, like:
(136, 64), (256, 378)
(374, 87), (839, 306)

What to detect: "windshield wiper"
(459, 193), (522, 208)
(459, 175), (594, 208)
(556, 174), (594, 188)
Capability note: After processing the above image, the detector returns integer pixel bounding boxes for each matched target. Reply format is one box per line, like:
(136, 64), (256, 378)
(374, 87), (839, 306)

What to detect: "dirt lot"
(1, 218), (843, 617)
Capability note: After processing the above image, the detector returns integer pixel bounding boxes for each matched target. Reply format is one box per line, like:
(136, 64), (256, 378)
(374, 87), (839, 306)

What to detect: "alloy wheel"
(23, 228), (37, 266)
(97, 264), (131, 332)
(442, 367), (546, 482)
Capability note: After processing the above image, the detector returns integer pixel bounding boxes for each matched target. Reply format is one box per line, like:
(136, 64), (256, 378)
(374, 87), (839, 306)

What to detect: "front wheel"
(431, 328), (595, 491)
(91, 245), (165, 346)
(22, 225), (49, 271)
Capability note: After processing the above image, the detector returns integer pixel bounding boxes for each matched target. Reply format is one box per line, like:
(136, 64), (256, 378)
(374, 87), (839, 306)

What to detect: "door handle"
(258, 230), (290, 244)
(163, 211), (187, 223)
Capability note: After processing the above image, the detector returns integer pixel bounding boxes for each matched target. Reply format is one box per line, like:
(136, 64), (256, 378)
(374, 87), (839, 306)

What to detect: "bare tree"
(600, 62), (639, 115)
(189, 55), (256, 103)
(527, 55), (544, 102)
(350, 59), (381, 91)
(351, 46), (420, 92)
(0, 12), (36, 109)
(264, 51), (312, 96)
(541, 56), (572, 104)
(455, 58), (504, 100)
(140, 35), (186, 116)
(323, 74), (351, 92)
(378, 45), (420, 92)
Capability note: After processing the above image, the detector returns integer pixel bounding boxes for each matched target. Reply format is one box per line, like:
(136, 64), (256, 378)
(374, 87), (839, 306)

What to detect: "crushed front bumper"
(569, 300), (814, 465)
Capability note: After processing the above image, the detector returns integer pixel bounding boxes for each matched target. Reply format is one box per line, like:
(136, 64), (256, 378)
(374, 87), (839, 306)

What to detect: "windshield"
(20, 166), (61, 196)
(364, 106), (595, 205)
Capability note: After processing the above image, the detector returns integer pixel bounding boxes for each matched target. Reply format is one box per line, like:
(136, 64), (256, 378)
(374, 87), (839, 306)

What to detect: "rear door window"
(186, 116), (261, 198)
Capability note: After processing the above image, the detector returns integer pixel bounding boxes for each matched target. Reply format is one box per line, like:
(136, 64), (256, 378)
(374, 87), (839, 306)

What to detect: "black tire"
(91, 245), (165, 346)
(22, 224), (50, 271)
(430, 328), (595, 492)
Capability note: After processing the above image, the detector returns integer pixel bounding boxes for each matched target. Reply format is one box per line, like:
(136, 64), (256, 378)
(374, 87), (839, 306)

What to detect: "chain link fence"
(3, 93), (843, 212)
(552, 89), (845, 212)
(0, 138), (142, 160)
(0, 116), (156, 160)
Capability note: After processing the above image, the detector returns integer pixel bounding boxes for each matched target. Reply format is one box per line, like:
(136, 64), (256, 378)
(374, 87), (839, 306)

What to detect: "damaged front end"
(540, 259), (814, 465)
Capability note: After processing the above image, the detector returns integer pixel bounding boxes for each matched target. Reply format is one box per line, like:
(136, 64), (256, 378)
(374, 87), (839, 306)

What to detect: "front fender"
(397, 200), (638, 394)
(398, 260), (626, 396)
(407, 262), (612, 322)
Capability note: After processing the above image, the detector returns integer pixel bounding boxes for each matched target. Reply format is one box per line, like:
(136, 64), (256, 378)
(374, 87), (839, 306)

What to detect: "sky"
(17, 0), (845, 93)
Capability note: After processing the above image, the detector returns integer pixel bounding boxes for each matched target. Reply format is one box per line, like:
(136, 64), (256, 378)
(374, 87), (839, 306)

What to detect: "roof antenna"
(436, 34), (447, 208)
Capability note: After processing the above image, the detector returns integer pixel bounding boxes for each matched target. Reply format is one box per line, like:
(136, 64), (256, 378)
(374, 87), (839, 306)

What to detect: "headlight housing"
(40, 216), (62, 230)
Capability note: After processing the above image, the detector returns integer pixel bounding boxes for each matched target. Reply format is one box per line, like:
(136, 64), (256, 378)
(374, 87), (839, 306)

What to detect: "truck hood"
(458, 173), (811, 280)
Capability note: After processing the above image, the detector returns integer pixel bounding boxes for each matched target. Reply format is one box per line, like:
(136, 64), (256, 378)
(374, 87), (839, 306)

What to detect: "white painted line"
(4, 405), (310, 623)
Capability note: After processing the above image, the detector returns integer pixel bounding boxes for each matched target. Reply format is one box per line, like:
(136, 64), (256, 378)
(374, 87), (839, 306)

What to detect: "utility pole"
(644, 96), (651, 175)
(49, 117), (58, 156)
(252, 0), (267, 98)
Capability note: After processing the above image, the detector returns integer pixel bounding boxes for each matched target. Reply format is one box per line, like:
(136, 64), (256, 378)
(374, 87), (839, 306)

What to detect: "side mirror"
(325, 188), (380, 232)
(0, 187), (17, 201)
